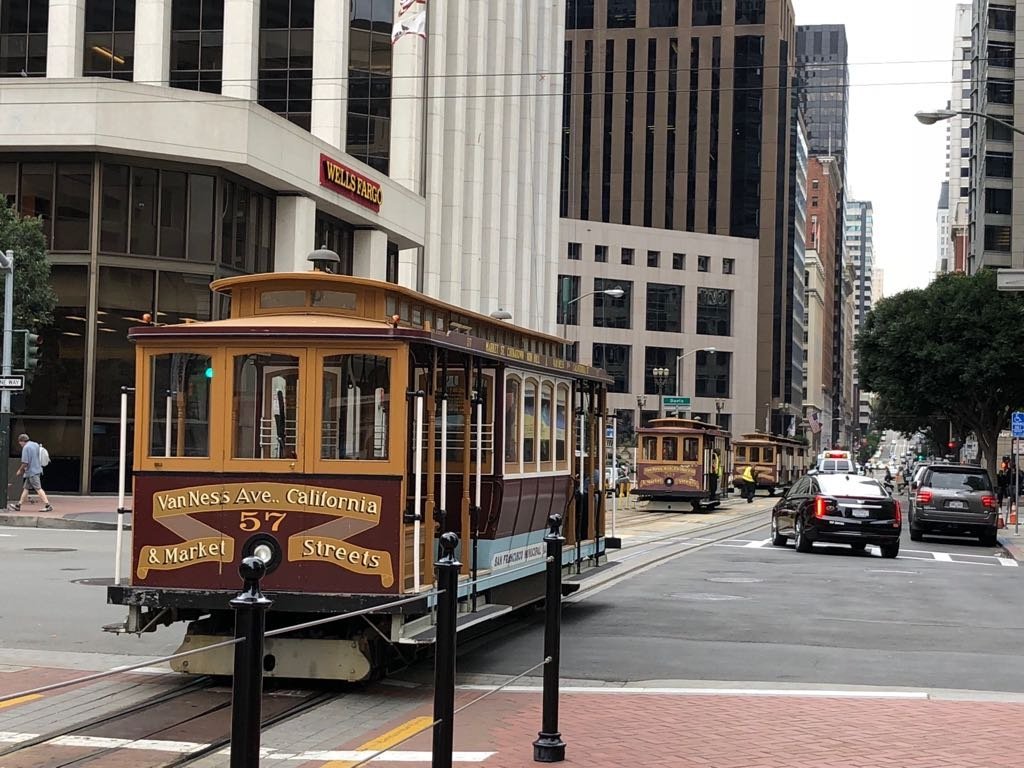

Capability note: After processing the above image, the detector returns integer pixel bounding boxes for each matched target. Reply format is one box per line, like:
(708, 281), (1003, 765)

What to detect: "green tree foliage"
(0, 200), (56, 333)
(857, 270), (1024, 476)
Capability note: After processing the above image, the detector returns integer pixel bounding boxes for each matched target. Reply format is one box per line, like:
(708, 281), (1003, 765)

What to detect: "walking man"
(9, 433), (52, 512)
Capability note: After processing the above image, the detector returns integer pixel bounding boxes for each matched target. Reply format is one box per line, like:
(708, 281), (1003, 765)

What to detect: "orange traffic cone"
(1011, 503), (1018, 527)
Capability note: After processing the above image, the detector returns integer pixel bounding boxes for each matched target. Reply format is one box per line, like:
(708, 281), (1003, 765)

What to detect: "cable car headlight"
(253, 543), (274, 564)
(665, 477), (674, 486)
(242, 534), (281, 573)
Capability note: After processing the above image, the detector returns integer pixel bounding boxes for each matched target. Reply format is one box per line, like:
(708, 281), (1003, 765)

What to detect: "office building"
(561, 0), (800, 435)
(944, 4), (972, 272)
(0, 0), (564, 491)
(937, 181), (952, 275)
(845, 199), (875, 435)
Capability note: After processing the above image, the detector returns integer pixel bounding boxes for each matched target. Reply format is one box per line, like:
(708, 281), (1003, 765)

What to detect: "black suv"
(771, 473), (902, 558)
(909, 464), (998, 545)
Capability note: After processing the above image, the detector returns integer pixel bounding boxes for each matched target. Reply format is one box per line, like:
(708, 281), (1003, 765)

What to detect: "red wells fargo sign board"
(319, 154), (383, 213)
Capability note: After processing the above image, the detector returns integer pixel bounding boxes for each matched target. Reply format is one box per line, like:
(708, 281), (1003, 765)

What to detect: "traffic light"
(24, 332), (41, 371)
(947, 440), (957, 451)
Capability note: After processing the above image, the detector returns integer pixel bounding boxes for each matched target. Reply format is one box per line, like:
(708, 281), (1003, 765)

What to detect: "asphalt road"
(457, 500), (1024, 693)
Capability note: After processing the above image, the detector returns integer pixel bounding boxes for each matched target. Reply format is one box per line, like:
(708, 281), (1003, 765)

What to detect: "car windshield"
(817, 475), (887, 497)
(927, 471), (992, 492)
(820, 460), (853, 472)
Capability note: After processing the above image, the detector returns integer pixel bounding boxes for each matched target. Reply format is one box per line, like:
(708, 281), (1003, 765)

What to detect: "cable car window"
(642, 436), (657, 460)
(555, 385), (568, 465)
(736, 445), (746, 459)
(662, 437), (677, 461)
(540, 383), (553, 464)
(763, 447), (774, 462)
(523, 380), (537, 464)
(504, 376), (520, 464)
(232, 353), (300, 459)
(321, 354), (390, 459)
(310, 289), (357, 310)
(749, 446), (760, 463)
(149, 353), (211, 457)
(259, 290), (306, 309)
(683, 437), (699, 462)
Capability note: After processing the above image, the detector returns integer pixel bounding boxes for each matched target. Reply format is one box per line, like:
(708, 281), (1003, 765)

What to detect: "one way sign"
(0, 375), (24, 390)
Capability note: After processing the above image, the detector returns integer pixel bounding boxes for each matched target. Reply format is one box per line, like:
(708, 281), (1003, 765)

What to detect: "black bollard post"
(229, 556), (272, 768)
(533, 514), (566, 763)
(432, 532), (461, 768)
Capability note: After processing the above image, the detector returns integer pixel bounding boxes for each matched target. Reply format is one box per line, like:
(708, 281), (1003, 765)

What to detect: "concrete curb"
(0, 514), (129, 532)
(998, 532), (1024, 562)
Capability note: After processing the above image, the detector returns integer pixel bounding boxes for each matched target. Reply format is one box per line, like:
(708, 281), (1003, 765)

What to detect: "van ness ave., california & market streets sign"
(319, 154), (383, 212)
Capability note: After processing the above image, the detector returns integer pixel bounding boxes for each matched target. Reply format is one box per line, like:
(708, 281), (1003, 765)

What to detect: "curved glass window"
(523, 380), (537, 464)
(642, 436), (657, 461)
(540, 384), (553, 464)
(683, 438), (699, 462)
(662, 437), (677, 462)
(555, 385), (568, 465)
(232, 353), (299, 459)
(504, 376), (520, 464)
(321, 354), (390, 459)
(149, 353), (212, 457)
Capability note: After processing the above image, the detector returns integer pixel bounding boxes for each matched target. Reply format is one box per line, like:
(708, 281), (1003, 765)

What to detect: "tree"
(0, 199), (56, 334)
(857, 270), (1024, 476)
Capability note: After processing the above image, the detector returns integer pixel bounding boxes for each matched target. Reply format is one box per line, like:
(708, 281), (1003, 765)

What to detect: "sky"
(791, 0), (964, 296)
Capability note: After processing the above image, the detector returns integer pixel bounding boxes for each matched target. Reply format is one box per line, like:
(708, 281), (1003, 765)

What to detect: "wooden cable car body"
(634, 418), (732, 512)
(106, 271), (612, 680)
(733, 432), (809, 495)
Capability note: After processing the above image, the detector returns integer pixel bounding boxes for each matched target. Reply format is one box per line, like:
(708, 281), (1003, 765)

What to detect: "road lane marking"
(743, 539), (772, 548)
(321, 716), (435, 768)
(999, 556), (1019, 567)
(0, 694), (40, 710)
(456, 685), (928, 699)
(932, 552), (953, 562)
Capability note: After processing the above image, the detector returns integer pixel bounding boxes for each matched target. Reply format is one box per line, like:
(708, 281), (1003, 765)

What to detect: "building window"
(593, 277), (632, 329)
(84, 0), (135, 80)
(0, 0), (47, 76)
(602, 39), (614, 221)
(646, 283), (682, 333)
(672, 252), (685, 270)
(623, 39), (636, 224)
(984, 224), (1012, 252)
(607, 0), (636, 28)
(735, 0), (764, 24)
(989, 7), (1015, 31)
(986, 188), (1012, 215)
(580, 40), (594, 219)
(258, 0), (315, 131)
(695, 350), (731, 397)
(170, 0), (223, 92)
(644, 347), (680, 395)
(643, 38), (656, 227)
(812, 179), (819, 189)
(557, 275), (581, 325)
(987, 152), (1013, 178)
(811, 197), (818, 207)
(988, 42), (1014, 69)
(647, 249), (660, 268)
(649, 0), (677, 27)
(729, 35), (764, 239)
(960, 167), (969, 177)
(692, 0), (721, 26)
(621, 247), (634, 265)
(696, 287), (732, 336)
(595, 244), (608, 263)
(987, 78), (1014, 106)
(723, 258), (735, 275)
(697, 255), (709, 272)
(686, 37), (699, 231)
(593, 343), (631, 393)
(567, 241), (582, 260)
(566, 0), (594, 28)
(665, 35), (677, 229)
(988, 119), (1015, 142)
(315, 212), (355, 273)
(16, 162), (93, 251)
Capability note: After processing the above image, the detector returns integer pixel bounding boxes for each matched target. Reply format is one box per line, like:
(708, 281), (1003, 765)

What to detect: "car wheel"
(850, 542), (867, 552)
(980, 528), (998, 547)
(771, 518), (787, 547)
(910, 526), (923, 542)
(794, 518), (813, 553)
(879, 541), (900, 559)
(768, 487), (776, 497)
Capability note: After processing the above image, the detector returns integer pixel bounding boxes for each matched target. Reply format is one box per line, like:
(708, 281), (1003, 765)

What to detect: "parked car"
(909, 464), (998, 545)
(771, 472), (902, 558)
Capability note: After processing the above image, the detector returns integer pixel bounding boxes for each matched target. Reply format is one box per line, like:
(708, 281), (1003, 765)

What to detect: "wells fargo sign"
(138, 482), (393, 587)
(319, 154), (383, 212)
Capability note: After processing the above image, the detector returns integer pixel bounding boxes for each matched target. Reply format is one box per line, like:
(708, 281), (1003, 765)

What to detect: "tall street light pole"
(652, 368), (670, 418)
(674, 347), (716, 418)
(915, 108), (1024, 138)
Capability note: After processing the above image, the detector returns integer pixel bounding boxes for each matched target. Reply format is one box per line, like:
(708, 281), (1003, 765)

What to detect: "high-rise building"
(0, 0), (564, 491)
(945, 4), (972, 270)
(796, 23), (851, 443)
(969, 0), (1019, 272)
(937, 181), (952, 275)
(845, 199), (874, 435)
(561, 0), (799, 435)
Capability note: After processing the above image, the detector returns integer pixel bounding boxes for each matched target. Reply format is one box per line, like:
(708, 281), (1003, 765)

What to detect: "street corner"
(997, 531), (1024, 563)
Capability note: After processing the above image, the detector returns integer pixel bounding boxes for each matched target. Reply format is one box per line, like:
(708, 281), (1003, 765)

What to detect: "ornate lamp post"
(652, 367), (670, 418)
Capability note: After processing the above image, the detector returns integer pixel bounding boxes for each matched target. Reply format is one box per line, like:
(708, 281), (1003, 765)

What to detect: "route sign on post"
(0, 375), (22, 390)
(663, 396), (691, 408)
(1012, 412), (1024, 438)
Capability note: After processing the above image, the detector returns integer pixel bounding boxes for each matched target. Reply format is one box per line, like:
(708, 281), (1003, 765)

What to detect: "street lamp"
(652, 368), (670, 418)
(715, 399), (725, 428)
(915, 108), (1024, 137)
(673, 347), (717, 418)
(561, 284), (626, 359)
(635, 394), (647, 433)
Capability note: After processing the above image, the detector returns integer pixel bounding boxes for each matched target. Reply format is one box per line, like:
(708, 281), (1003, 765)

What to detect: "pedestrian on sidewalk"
(9, 433), (53, 513)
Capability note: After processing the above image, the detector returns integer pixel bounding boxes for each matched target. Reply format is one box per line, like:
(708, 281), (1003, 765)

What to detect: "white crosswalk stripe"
(716, 539), (1019, 567)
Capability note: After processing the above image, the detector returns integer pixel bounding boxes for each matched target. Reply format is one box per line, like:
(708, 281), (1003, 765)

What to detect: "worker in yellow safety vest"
(740, 465), (757, 503)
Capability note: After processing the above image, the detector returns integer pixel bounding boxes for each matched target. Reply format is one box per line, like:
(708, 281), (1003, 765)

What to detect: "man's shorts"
(22, 474), (41, 491)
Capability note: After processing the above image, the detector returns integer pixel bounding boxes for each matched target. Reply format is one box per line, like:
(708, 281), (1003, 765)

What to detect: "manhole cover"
(706, 576), (763, 584)
(23, 547), (76, 553)
(60, 568), (86, 572)
(670, 593), (747, 601)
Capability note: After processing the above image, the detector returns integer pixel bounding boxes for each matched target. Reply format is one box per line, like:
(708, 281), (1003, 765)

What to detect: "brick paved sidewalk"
(309, 688), (1020, 767)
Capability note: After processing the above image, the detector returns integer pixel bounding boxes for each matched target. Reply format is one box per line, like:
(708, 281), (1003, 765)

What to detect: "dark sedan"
(771, 473), (902, 558)
(909, 464), (998, 546)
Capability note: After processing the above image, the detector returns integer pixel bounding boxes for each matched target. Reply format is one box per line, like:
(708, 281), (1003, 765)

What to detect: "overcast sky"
(792, 0), (963, 297)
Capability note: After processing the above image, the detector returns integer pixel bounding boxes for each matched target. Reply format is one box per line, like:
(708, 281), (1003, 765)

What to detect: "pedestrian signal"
(24, 333), (41, 371)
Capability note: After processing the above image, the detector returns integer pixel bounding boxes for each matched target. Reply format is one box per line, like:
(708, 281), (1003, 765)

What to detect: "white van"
(815, 450), (856, 474)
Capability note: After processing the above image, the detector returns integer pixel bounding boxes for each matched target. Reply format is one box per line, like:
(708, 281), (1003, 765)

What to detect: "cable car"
(733, 432), (809, 496)
(633, 417), (732, 512)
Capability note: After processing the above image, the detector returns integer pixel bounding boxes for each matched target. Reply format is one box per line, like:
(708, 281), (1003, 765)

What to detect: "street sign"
(997, 269), (1024, 291)
(605, 426), (615, 439)
(1013, 412), (1024, 439)
(663, 396), (691, 407)
(0, 375), (24, 390)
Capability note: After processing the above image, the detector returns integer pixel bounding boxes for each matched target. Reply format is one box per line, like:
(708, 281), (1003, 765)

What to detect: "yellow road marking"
(0, 694), (42, 710)
(321, 716), (434, 767)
